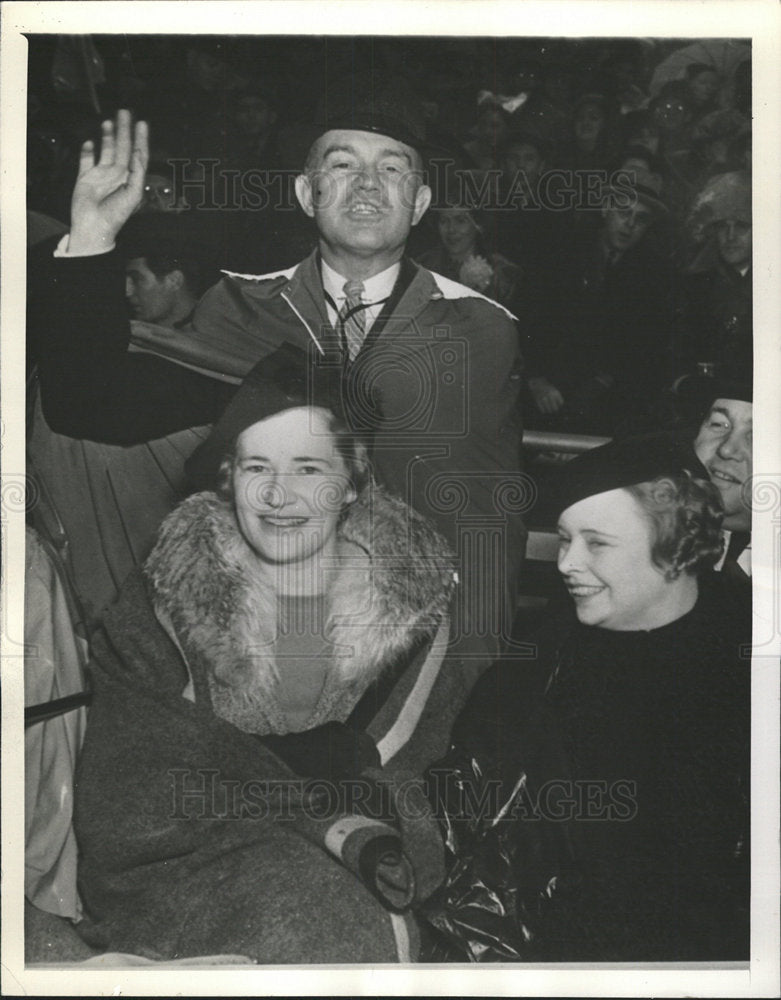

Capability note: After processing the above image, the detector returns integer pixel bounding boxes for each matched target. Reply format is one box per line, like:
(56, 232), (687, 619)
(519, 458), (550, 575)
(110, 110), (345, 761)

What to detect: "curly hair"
(216, 407), (372, 513)
(626, 472), (724, 580)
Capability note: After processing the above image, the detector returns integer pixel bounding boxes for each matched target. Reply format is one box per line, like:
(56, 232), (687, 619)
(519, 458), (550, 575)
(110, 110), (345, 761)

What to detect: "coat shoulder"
(419, 266), (518, 323)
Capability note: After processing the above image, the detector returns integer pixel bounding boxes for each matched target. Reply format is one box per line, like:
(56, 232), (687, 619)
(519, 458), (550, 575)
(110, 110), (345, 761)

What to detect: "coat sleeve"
(29, 249), (235, 444)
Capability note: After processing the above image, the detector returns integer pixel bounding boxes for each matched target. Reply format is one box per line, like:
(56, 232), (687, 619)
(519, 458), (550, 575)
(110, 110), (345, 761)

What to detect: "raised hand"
(68, 110), (149, 255)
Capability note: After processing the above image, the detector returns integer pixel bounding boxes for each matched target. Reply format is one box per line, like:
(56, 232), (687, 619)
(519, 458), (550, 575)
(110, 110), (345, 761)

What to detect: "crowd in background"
(22, 34), (756, 965)
(27, 34), (752, 441)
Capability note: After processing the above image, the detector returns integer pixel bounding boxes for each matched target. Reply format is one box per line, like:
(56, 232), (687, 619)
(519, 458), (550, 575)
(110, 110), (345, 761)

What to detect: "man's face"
(125, 258), (180, 324)
(694, 398), (753, 531)
(715, 218), (752, 270)
(602, 203), (654, 254)
(295, 129), (431, 274)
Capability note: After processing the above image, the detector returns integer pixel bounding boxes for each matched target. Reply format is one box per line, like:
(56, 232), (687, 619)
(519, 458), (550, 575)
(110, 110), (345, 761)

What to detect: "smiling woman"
(425, 439), (749, 961)
(71, 343), (460, 963)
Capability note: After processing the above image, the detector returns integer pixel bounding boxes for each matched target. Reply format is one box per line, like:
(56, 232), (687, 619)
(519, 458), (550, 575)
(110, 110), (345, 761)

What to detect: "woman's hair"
(626, 472), (724, 580)
(216, 407), (372, 510)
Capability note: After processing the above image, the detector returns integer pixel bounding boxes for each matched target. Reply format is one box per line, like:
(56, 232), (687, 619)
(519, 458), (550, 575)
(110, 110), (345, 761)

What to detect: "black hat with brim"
(313, 74), (427, 150)
(676, 373), (753, 424)
(552, 431), (709, 519)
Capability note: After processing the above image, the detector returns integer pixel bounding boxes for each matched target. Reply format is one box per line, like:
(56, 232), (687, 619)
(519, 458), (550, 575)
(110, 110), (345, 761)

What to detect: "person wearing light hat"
(72, 342), (458, 963)
(677, 171), (752, 385)
(425, 439), (749, 961)
(39, 78), (525, 698)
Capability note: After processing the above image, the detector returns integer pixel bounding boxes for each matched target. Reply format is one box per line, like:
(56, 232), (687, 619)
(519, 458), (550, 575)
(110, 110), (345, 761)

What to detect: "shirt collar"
(320, 257), (401, 305)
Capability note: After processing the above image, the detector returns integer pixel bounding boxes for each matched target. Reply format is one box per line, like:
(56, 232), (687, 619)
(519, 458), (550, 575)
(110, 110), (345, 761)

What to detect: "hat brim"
(552, 432), (709, 518)
(676, 373), (753, 412)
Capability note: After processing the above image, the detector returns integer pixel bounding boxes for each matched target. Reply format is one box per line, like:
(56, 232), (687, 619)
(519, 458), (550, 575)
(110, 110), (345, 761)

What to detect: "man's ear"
(163, 269), (185, 292)
(295, 173), (316, 218)
(411, 183), (433, 227)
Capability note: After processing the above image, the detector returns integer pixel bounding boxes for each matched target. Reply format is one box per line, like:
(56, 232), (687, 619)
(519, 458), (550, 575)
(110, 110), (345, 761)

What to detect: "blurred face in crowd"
(296, 129), (431, 277)
(602, 202), (654, 254)
(477, 107), (509, 146)
(653, 97), (688, 133)
(438, 208), (479, 260)
(142, 173), (187, 213)
(689, 69), (720, 106)
(694, 399), (753, 531)
(126, 257), (184, 325)
(501, 140), (545, 187)
(188, 49), (229, 92)
(715, 218), (752, 270)
(235, 95), (277, 137)
(574, 102), (605, 148)
(557, 488), (684, 631)
(232, 407), (356, 573)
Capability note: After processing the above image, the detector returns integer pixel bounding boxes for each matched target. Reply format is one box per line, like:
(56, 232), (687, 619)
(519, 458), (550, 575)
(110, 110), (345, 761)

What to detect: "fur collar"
(143, 485), (455, 733)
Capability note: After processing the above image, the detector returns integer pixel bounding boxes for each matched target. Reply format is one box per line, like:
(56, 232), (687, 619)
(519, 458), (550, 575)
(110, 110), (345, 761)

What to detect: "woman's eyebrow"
(581, 528), (619, 539)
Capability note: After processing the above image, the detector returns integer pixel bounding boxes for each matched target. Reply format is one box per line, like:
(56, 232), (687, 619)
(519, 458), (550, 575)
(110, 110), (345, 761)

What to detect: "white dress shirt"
(320, 258), (400, 338)
(714, 529), (752, 577)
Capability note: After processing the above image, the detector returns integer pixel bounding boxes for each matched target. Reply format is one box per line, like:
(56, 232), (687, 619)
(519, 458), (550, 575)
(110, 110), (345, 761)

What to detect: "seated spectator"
(425, 444), (749, 961)
(222, 79), (280, 171)
(667, 109), (749, 201)
(684, 62), (722, 121)
(650, 81), (694, 158)
(73, 345), (456, 963)
(138, 160), (190, 214)
(148, 36), (250, 161)
(492, 124), (573, 279)
(687, 377), (753, 586)
(28, 210), (225, 620)
(463, 102), (511, 172)
(619, 108), (660, 155)
(120, 216), (219, 329)
(558, 92), (618, 173)
(676, 171), (752, 382)
(416, 196), (523, 312)
(525, 169), (676, 435)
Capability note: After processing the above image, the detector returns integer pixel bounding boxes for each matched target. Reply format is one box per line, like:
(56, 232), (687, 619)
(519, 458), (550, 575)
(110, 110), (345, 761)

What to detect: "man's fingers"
(77, 139), (96, 177)
(113, 109), (134, 168)
(126, 121), (150, 201)
(133, 119), (150, 171)
(97, 119), (115, 166)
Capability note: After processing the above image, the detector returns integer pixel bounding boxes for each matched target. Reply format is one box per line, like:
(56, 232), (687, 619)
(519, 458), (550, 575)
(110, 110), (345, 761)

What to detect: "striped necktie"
(339, 279), (366, 361)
